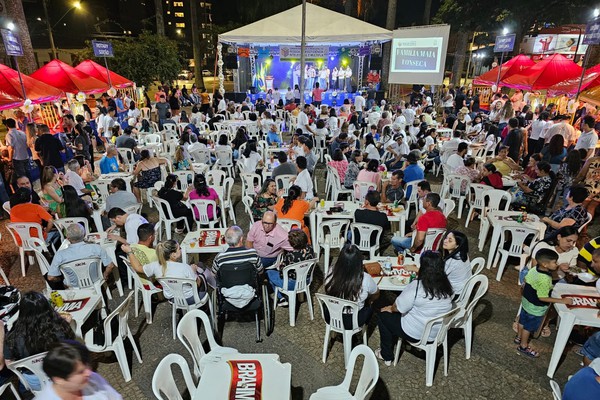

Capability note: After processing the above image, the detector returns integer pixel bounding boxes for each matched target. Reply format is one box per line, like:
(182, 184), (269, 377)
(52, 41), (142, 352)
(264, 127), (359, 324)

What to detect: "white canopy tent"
(218, 3), (393, 45)
(215, 3), (392, 95)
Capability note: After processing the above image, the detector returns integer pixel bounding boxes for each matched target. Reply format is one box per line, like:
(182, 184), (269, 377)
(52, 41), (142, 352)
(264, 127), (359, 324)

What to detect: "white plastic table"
(477, 210), (545, 269)
(59, 232), (118, 265)
(194, 353), (292, 400)
(181, 228), (228, 264)
(365, 255), (419, 292)
(547, 283), (600, 378)
(51, 288), (103, 339)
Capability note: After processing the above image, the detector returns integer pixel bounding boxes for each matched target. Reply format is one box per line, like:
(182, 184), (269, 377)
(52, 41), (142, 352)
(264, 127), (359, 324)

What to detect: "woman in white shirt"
(325, 243), (380, 328)
(440, 231), (471, 296)
(242, 140), (264, 173)
(363, 133), (380, 161)
(376, 251), (454, 365)
(327, 108), (339, 132)
(529, 111), (550, 154)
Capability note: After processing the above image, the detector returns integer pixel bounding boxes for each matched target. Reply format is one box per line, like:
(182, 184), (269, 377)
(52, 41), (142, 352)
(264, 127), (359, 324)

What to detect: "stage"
(249, 90), (360, 106)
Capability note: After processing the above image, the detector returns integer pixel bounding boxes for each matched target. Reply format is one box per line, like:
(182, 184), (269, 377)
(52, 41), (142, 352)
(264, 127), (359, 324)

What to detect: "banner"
(1, 29), (23, 56)
(279, 46), (329, 60)
(389, 24), (450, 85)
(92, 40), (114, 57)
(227, 360), (263, 400)
(561, 294), (600, 309)
(584, 17), (600, 45)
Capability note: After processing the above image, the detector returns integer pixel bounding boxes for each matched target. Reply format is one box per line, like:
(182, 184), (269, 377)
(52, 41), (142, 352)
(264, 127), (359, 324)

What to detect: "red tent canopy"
(0, 92), (27, 111)
(501, 53), (583, 90)
(30, 59), (109, 94)
(0, 64), (63, 108)
(473, 55), (535, 86)
(547, 64), (600, 96)
(75, 60), (133, 89)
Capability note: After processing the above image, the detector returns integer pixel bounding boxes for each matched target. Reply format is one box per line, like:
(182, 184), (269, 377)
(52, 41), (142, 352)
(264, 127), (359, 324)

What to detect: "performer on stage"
(319, 67), (327, 90)
(331, 67), (338, 90)
(345, 66), (353, 93)
(337, 67), (345, 92)
(308, 65), (316, 89)
(325, 66), (331, 91)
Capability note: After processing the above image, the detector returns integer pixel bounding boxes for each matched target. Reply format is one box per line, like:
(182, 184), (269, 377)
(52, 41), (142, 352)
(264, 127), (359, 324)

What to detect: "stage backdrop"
(388, 25), (450, 85)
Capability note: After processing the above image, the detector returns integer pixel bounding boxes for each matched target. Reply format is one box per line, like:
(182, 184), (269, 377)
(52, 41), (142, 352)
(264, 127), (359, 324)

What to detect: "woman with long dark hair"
(41, 165), (64, 214)
(0, 291), (75, 390)
(541, 134), (567, 169)
(376, 251), (454, 365)
(274, 185), (316, 240)
(241, 140), (264, 173)
(188, 173), (220, 221)
(325, 243), (379, 327)
(356, 158), (382, 194)
(251, 178), (278, 221)
(441, 231), (471, 295)
(62, 184), (92, 220)
(158, 174), (194, 233)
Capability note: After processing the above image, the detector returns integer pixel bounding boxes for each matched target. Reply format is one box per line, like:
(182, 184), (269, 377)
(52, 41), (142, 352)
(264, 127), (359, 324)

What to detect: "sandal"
(374, 348), (391, 367)
(541, 326), (552, 338)
(517, 346), (540, 358)
(513, 336), (521, 345)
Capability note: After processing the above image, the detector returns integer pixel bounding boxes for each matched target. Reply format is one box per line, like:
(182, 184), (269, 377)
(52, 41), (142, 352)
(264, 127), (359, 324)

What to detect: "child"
(516, 248), (573, 358)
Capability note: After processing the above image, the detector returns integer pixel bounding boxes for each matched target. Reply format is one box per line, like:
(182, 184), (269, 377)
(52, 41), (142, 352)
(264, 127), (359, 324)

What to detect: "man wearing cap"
(545, 114), (576, 147)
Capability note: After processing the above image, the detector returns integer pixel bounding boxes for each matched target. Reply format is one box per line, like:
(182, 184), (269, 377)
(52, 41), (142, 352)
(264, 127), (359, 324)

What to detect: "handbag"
(363, 262), (382, 276)
(92, 309), (118, 345)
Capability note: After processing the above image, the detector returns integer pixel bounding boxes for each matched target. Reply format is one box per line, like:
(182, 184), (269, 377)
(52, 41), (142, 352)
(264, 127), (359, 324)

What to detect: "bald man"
(246, 211), (292, 267)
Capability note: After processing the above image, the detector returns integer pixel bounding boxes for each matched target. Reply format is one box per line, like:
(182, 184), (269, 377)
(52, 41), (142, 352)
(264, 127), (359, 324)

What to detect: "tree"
(189, 0), (205, 89)
(78, 32), (182, 88)
(381, 0), (397, 90)
(4, 0), (36, 74)
(423, 0), (433, 24)
(154, 0), (165, 36)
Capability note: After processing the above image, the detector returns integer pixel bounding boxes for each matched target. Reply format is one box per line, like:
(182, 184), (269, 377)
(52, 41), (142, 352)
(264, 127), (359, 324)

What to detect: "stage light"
(330, 56), (334, 61)
(342, 58), (348, 66)
(502, 27), (509, 35)
(265, 58), (272, 65)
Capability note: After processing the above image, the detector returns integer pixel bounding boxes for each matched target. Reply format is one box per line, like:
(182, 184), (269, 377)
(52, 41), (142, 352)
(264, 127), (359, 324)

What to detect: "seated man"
(562, 358), (600, 400)
(47, 223), (116, 288)
(391, 192), (447, 254)
(9, 187), (57, 246)
(213, 226), (263, 308)
(354, 190), (390, 247)
(99, 145), (123, 174)
(381, 170), (404, 204)
(574, 247), (600, 286)
(246, 211), (292, 268)
(105, 178), (138, 213)
(15, 175), (41, 205)
(64, 159), (92, 197)
(121, 223), (158, 286)
(107, 207), (148, 280)
(385, 134), (410, 171)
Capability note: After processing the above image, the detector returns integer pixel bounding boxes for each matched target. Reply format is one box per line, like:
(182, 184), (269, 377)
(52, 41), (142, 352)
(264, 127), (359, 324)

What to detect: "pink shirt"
(328, 160), (349, 182)
(355, 169), (381, 199)
(312, 88), (325, 102)
(189, 187), (219, 219)
(247, 220), (292, 258)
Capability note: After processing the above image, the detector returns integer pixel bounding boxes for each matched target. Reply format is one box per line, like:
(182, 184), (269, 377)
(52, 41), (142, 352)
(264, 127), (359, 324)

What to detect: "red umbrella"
(547, 64), (600, 96)
(0, 92), (27, 111)
(75, 60), (133, 88)
(501, 53), (583, 91)
(30, 59), (109, 94)
(0, 63), (63, 106)
(473, 55), (535, 86)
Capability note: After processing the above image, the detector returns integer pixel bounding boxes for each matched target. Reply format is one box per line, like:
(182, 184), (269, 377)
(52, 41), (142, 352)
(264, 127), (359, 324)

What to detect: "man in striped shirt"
(212, 226), (263, 277)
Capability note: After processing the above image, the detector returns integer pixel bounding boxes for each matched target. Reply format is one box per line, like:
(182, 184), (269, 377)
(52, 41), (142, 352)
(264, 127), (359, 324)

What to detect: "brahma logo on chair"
(227, 360), (263, 400)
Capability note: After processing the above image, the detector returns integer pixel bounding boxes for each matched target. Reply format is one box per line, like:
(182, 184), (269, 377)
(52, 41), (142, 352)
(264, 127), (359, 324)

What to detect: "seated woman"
(188, 173), (220, 222)
(541, 134), (567, 172)
(251, 178), (278, 221)
(61, 184), (93, 223)
(522, 153), (542, 181)
(0, 291), (75, 391)
(174, 145), (192, 171)
(327, 149), (349, 183)
(274, 185), (317, 241)
(324, 243), (379, 328)
(480, 163), (504, 189)
(158, 174), (195, 233)
(41, 166), (64, 214)
(135, 239), (215, 303)
(375, 251), (454, 366)
(490, 145), (521, 176)
(241, 140), (264, 174)
(344, 150), (363, 189)
(542, 185), (589, 237)
(355, 159), (382, 196)
(510, 161), (553, 208)
(267, 230), (315, 307)
(132, 149), (167, 202)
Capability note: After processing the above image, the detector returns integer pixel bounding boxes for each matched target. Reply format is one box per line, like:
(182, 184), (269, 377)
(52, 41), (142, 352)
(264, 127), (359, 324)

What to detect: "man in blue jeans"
(5, 118), (30, 187)
(246, 211), (291, 269)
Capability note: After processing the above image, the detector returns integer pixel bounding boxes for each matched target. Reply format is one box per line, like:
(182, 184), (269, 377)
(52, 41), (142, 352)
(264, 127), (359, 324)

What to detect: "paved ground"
(1, 157), (597, 399)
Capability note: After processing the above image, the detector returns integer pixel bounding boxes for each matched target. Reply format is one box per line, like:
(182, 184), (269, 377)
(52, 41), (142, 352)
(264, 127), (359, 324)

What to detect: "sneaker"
(277, 297), (289, 307)
(517, 346), (539, 358)
(374, 348), (392, 366)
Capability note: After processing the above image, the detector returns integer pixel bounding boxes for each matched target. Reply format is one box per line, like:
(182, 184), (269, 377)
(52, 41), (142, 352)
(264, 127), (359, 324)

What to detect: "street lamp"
(594, 8), (600, 18)
(6, 22), (14, 31)
(502, 27), (509, 35)
(42, 0), (83, 59)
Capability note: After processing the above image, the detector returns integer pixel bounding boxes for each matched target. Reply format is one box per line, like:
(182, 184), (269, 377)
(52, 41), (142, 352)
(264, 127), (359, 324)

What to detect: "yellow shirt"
(492, 160), (511, 176)
(131, 244), (158, 285)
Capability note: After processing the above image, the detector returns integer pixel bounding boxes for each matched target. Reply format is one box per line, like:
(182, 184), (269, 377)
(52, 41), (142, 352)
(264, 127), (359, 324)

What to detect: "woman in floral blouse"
(251, 178), (278, 221)
(510, 161), (553, 207)
(344, 150), (363, 189)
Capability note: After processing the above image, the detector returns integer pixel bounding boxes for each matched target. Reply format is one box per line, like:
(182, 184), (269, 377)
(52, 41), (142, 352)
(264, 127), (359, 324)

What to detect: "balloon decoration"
(491, 84), (498, 93)
(107, 87), (117, 97)
(75, 92), (86, 102)
(21, 98), (33, 113)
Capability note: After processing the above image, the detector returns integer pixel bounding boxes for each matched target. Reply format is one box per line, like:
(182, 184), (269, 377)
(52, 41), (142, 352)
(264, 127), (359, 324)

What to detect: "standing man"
(35, 124), (65, 172)
(574, 115), (599, 160)
(354, 91), (366, 124)
(246, 211), (292, 268)
(331, 67), (338, 90)
(295, 156), (315, 200)
(366, 84), (376, 110)
(297, 104), (315, 135)
(98, 107), (116, 147)
(337, 66), (345, 92)
(155, 95), (171, 130)
(312, 82), (325, 108)
(4, 119), (30, 187)
(345, 66), (353, 92)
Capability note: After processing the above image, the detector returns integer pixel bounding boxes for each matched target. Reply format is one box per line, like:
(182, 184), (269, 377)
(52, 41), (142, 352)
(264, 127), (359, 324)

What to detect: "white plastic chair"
(0, 382), (20, 400)
(318, 219), (351, 276)
(53, 217), (90, 241)
(152, 353), (197, 400)
(464, 183), (489, 228)
(59, 257), (112, 304)
(416, 228), (446, 252)
(492, 226), (540, 282)
(316, 293), (367, 367)
(214, 177), (236, 225)
(477, 189), (511, 251)
(188, 199), (220, 228)
(328, 167), (353, 201)
(206, 169), (226, 187)
(121, 257), (162, 324)
(162, 123), (177, 133)
(84, 292), (142, 382)
(144, 133), (162, 145)
(190, 148), (211, 164)
(241, 195), (255, 230)
(450, 274), (489, 359)
(6, 222), (45, 277)
(240, 173), (262, 198)
(117, 148), (136, 172)
(309, 345), (379, 400)
(273, 258), (317, 327)
(405, 180), (424, 216)
(27, 238), (52, 291)
(278, 218), (303, 232)
(2, 201), (9, 214)
(213, 148), (235, 177)
(173, 170), (194, 192)
(177, 309), (238, 378)
(123, 203), (142, 215)
(470, 257), (485, 275)
(440, 198), (455, 218)
(550, 380), (562, 400)
(349, 223), (383, 259)
(157, 277), (212, 339)
(275, 174), (297, 197)
(153, 196), (191, 239)
(578, 212), (593, 233)
(6, 352), (49, 395)
(393, 307), (460, 387)
(446, 174), (470, 219)
(353, 181), (377, 203)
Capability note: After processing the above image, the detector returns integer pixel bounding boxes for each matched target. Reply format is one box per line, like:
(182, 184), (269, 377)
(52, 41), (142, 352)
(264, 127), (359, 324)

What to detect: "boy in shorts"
(516, 248), (573, 358)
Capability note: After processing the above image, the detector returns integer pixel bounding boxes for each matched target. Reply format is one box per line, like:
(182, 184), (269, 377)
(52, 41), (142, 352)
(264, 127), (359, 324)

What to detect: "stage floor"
(248, 90), (360, 106)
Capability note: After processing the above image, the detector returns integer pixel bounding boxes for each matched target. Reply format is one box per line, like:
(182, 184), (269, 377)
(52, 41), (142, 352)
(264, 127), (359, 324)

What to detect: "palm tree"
(154, 0), (165, 36)
(5, 0), (36, 73)
(381, 0), (397, 89)
(423, 0), (432, 24)
(189, 0), (205, 89)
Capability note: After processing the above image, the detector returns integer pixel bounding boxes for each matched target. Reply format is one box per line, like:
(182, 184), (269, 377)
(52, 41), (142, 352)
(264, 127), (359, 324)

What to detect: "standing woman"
(293, 85), (301, 105)
(375, 251), (454, 365)
(26, 123), (41, 170)
(132, 149), (167, 202)
(498, 100), (515, 133)
(324, 243), (379, 327)
(169, 89), (181, 116)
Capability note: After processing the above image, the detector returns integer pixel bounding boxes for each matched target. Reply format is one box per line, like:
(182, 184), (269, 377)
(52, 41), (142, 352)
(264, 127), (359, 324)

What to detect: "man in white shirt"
(331, 67), (338, 90)
(529, 111), (551, 154)
(574, 115), (599, 160)
(402, 103), (416, 126)
(438, 131), (463, 164)
(297, 104), (315, 135)
(354, 92), (366, 122)
(217, 97), (227, 113)
(337, 67), (345, 91)
(272, 88), (281, 106)
(64, 159), (91, 197)
(98, 107), (116, 144)
(294, 156), (314, 200)
(447, 142), (468, 172)
(345, 66), (353, 92)
(385, 134), (410, 170)
(544, 115), (576, 147)
(285, 87), (294, 105)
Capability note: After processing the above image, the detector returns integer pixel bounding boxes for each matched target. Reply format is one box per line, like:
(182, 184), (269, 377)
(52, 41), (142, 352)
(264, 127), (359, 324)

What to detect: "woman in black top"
(62, 185), (94, 226)
(158, 174), (194, 233)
